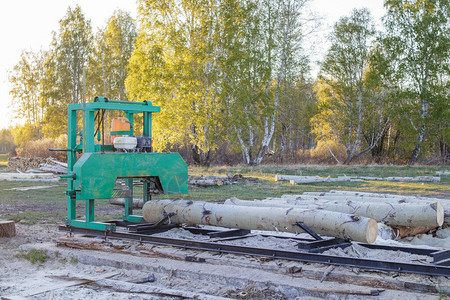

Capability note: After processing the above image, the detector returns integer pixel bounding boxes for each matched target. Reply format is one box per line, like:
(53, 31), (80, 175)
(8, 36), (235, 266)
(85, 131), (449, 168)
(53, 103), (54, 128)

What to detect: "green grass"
(0, 153), (9, 170)
(181, 165), (450, 200)
(16, 249), (50, 264)
(0, 164), (447, 225)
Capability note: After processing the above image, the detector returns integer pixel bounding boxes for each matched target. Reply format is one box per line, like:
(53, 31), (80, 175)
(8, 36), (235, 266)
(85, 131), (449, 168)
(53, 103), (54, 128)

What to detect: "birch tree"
(126, 0), (226, 165)
(9, 50), (46, 140)
(90, 10), (137, 100)
(312, 8), (388, 164)
(227, 0), (312, 165)
(383, 0), (449, 164)
(42, 5), (93, 137)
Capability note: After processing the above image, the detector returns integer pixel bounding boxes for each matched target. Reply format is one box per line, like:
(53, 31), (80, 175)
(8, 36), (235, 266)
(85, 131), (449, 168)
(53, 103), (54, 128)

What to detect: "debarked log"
(224, 198), (444, 227)
(142, 199), (378, 243)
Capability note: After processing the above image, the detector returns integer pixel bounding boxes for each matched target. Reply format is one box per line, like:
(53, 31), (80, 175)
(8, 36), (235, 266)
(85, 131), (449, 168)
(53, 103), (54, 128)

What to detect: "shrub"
(15, 135), (67, 160)
(310, 140), (346, 163)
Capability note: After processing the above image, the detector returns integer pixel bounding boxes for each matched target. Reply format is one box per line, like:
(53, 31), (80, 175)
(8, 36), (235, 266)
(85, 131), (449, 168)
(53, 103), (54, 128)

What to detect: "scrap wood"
(305, 287), (384, 296)
(57, 236), (185, 261)
(3, 272), (119, 298)
(7, 157), (67, 174)
(57, 237), (126, 252)
(295, 269), (441, 293)
(90, 278), (230, 300)
(320, 265), (335, 282)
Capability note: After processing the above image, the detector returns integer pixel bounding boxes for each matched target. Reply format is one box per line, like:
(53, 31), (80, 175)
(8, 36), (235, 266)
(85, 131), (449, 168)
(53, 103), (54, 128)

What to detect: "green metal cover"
(73, 152), (188, 200)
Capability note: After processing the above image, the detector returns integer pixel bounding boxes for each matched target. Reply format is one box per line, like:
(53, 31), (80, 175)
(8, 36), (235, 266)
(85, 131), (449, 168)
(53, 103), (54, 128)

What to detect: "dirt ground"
(1, 222), (450, 300)
(0, 173), (449, 299)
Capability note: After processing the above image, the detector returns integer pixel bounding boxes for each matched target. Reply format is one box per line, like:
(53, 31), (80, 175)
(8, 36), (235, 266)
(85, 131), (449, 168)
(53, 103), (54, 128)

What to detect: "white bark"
(224, 198), (443, 227)
(142, 199), (378, 243)
(188, 178), (224, 186)
(109, 198), (144, 209)
(436, 171), (450, 176)
(276, 175), (440, 183)
(275, 175), (321, 182)
(303, 190), (443, 200)
(289, 176), (361, 184)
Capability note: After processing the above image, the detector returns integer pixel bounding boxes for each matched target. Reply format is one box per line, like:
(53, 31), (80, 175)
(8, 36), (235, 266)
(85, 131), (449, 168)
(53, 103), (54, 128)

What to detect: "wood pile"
(7, 157), (68, 174)
(275, 174), (441, 184)
(223, 190), (449, 240)
(142, 199), (378, 243)
(188, 173), (256, 187)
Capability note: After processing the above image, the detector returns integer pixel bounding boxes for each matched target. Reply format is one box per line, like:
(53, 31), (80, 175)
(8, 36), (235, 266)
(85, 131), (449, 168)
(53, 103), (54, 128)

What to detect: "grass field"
(0, 163), (448, 225)
(0, 153), (9, 168)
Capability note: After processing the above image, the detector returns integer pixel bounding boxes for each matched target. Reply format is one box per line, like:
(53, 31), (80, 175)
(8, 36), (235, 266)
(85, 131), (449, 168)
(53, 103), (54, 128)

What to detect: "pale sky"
(0, 0), (385, 130)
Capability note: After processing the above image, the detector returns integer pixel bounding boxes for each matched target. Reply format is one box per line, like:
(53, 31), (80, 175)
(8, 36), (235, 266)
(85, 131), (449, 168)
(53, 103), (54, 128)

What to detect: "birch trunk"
(275, 175), (439, 183)
(302, 191), (445, 201)
(275, 175), (321, 182)
(224, 198), (443, 227)
(109, 198), (144, 209)
(188, 179), (224, 186)
(142, 199), (378, 243)
(289, 177), (361, 184)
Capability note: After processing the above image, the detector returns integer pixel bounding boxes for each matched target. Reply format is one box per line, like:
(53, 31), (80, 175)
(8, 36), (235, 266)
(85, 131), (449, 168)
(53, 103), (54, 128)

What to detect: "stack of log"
(223, 190), (447, 240)
(7, 157), (68, 174)
(142, 199), (378, 243)
(188, 173), (256, 187)
(275, 174), (441, 184)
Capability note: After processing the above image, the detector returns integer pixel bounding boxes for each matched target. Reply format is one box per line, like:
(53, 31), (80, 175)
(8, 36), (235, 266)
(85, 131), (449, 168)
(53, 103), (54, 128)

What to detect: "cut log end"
(366, 219), (378, 244)
(435, 202), (444, 227)
(393, 226), (437, 238)
(0, 220), (16, 237)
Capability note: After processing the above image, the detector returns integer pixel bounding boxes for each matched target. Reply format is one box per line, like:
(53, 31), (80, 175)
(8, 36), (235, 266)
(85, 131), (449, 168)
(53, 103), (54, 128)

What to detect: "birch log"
(278, 176), (440, 183)
(142, 199), (378, 243)
(286, 197), (450, 225)
(224, 198), (444, 227)
(0, 220), (16, 237)
(109, 198), (144, 209)
(303, 190), (441, 200)
(188, 179), (224, 186)
(275, 175), (321, 182)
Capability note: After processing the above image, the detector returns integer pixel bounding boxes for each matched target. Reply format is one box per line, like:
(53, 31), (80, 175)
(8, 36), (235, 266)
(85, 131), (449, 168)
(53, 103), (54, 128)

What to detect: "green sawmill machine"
(60, 96), (188, 231)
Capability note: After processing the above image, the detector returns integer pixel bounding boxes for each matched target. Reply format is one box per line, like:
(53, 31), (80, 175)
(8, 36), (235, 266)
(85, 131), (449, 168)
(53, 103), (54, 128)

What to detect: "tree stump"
(0, 220), (16, 237)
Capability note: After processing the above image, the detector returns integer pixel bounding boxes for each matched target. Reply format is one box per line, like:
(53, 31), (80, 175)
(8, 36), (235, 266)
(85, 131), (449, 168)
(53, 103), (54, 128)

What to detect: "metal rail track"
(59, 225), (450, 277)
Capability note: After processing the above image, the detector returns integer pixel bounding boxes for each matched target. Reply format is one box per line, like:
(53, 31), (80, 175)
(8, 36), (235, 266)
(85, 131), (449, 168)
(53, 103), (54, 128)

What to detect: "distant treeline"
(7, 0), (449, 165)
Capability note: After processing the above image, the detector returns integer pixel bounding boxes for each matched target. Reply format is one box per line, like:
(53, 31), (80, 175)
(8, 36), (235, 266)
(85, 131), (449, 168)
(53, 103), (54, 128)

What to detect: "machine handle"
(60, 173), (76, 179)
